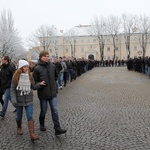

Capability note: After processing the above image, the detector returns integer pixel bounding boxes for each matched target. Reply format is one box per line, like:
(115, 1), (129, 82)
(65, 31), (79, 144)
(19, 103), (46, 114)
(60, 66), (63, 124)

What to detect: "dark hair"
(39, 50), (49, 60)
(3, 56), (10, 63)
(59, 57), (62, 59)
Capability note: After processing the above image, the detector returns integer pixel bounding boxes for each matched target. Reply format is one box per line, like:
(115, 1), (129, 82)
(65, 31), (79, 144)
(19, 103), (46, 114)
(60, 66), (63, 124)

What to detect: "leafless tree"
(106, 16), (121, 64)
(27, 25), (57, 54)
(0, 9), (25, 60)
(138, 14), (150, 57)
(122, 14), (138, 59)
(91, 16), (106, 61)
(64, 29), (76, 57)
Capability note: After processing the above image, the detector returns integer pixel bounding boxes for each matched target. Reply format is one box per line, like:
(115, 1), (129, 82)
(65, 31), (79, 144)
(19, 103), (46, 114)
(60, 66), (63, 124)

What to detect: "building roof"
(63, 25), (94, 37)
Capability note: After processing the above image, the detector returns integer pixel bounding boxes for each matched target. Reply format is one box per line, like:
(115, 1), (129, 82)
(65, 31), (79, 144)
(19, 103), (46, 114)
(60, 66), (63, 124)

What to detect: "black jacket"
(33, 60), (58, 100)
(0, 63), (16, 92)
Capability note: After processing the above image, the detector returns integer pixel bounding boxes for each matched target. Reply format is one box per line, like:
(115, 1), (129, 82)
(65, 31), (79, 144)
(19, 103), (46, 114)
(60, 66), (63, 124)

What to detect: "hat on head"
(18, 60), (29, 69)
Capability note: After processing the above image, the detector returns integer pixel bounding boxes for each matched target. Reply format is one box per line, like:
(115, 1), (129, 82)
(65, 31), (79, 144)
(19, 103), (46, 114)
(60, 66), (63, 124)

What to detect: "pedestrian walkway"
(1, 67), (150, 150)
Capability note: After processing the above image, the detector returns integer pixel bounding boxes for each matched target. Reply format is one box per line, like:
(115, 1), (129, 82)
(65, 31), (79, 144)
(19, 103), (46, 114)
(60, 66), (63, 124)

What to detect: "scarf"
(16, 73), (31, 95)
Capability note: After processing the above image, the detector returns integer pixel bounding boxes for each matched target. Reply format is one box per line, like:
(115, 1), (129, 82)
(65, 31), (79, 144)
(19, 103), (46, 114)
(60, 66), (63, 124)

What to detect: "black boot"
(55, 128), (67, 135)
(40, 125), (46, 131)
(39, 115), (46, 131)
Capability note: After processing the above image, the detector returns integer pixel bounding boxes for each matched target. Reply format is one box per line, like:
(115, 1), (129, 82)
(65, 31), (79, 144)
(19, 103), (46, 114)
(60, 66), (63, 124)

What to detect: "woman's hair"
(13, 68), (33, 85)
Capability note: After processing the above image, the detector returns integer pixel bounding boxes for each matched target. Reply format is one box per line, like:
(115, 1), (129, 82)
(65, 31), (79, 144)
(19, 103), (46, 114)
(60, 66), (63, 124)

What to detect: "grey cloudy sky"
(1, 0), (150, 42)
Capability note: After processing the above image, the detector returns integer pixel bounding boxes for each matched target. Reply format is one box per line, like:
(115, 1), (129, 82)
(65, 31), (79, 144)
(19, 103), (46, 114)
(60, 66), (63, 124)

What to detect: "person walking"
(59, 57), (67, 88)
(33, 50), (67, 135)
(0, 56), (16, 117)
(11, 60), (45, 141)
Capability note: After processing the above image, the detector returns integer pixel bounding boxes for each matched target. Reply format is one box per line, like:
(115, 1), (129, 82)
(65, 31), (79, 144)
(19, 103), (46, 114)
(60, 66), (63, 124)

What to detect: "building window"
(116, 47), (118, 51)
(81, 40), (84, 43)
(134, 37), (137, 41)
(107, 56), (110, 60)
(50, 48), (53, 52)
(93, 39), (97, 42)
(107, 47), (110, 51)
(116, 56), (118, 60)
(81, 47), (84, 52)
(87, 39), (90, 43)
(90, 45), (92, 48)
(66, 49), (68, 53)
(107, 39), (110, 42)
(134, 46), (137, 50)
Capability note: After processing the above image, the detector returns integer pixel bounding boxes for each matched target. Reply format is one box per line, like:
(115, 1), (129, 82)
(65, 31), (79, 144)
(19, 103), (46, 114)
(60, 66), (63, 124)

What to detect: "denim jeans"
(145, 65), (148, 75)
(68, 69), (73, 82)
(39, 97), (60, 129)
(2, 88), (11, 115)
(148, 66), (150, 76)
(58, 72), (64, 87)
(16, 104), (33, 121)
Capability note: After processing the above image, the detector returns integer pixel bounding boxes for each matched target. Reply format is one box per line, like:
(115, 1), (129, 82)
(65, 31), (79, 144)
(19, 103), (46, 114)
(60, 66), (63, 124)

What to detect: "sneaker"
(60, 86), (62, 90)
(55, 128), (67, 135)
(0, 112), (5, 118)
(40, 125), (46, 131)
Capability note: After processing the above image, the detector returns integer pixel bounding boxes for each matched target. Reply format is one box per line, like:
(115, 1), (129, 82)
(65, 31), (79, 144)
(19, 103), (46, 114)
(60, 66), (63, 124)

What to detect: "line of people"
(126, 56), (150, 76)
(0, 51), (97, 141)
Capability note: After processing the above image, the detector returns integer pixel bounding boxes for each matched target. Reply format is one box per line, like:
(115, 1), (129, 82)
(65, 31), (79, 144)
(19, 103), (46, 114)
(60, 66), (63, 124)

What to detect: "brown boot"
(16, 120), (23, 135)
(28, 120), (39, 141)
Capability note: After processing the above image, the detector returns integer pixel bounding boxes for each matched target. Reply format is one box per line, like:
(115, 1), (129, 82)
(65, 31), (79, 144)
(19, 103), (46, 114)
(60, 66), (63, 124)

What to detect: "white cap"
(18, 60), (29, 69)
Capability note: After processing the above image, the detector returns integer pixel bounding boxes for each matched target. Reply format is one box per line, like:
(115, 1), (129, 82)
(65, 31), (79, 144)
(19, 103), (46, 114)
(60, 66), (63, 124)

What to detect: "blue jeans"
(58, 72), (64, 87)
(145, 65), (148, 75)
(2, 88), (11, 115)
(68, 69), (73, 81)
(39, 97), (60, 129)
(16, 104), (33, 121)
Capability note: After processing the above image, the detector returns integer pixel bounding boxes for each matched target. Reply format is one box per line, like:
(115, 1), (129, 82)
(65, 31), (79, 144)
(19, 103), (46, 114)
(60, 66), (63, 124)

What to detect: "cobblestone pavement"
(1, 67), (150, 150)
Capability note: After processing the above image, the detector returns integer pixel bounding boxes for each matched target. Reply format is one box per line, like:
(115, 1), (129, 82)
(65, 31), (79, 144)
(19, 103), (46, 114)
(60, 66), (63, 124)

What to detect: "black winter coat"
(0, 63), (16, 92)
(33, 60), (58, 100)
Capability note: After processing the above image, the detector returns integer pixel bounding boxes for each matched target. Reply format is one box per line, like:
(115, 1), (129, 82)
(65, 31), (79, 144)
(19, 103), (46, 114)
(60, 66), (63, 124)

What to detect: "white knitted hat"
(18, 60), (29, 69)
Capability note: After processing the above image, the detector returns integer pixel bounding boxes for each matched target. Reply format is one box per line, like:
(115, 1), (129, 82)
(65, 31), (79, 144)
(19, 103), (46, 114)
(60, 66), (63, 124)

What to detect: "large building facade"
(28, 25), (150, 61)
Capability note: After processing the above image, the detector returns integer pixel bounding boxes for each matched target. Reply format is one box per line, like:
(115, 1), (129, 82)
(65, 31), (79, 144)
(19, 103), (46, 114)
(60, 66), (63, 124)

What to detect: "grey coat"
(10, 77), (41, 107)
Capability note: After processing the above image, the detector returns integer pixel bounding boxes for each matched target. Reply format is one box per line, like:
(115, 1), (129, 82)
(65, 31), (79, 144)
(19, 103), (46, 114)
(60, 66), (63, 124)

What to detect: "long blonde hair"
(13, 68), (33, 86)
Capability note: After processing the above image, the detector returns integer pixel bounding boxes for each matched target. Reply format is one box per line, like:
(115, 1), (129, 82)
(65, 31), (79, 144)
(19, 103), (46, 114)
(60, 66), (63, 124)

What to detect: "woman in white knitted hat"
(10, 60), (46, 141)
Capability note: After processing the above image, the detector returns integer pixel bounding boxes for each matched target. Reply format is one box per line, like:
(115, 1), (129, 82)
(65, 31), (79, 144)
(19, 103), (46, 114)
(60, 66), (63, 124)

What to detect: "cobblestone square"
(1, 67), (150, 150)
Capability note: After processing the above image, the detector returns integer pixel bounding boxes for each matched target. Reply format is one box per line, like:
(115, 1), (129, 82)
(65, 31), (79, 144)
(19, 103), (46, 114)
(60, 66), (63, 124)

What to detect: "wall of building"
(29, 33), (150, 60)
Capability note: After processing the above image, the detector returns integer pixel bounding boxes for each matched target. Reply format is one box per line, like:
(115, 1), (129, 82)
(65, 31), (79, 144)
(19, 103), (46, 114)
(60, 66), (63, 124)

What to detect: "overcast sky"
(1, 0), (150, 45)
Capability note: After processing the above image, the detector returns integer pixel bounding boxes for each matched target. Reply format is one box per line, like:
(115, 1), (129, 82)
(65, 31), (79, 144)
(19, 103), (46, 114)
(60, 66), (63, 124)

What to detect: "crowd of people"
(0, 51), (97, 141)
(126, 56), (150, 76)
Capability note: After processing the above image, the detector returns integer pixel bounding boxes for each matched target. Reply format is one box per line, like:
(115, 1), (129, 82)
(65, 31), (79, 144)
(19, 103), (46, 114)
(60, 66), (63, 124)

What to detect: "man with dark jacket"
(0, 56), (16, 117)
(33, 50), (66, 135)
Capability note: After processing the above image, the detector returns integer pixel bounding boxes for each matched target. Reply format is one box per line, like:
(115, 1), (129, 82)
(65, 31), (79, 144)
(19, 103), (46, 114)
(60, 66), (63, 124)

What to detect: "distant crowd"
(126, 56), (150, 76)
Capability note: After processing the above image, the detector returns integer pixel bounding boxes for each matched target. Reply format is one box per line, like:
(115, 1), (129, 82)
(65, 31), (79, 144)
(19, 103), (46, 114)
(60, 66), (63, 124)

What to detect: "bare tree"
(64, 29), (76, 57)
(122, 14), (138, 59)
(28, 25), (57, 54)
(91, 16), (106, 61)
(106, 16), (121, 64)
(0, 9), (25, 60)
(138, 15), (150, 57)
